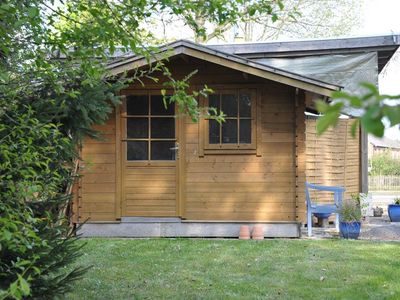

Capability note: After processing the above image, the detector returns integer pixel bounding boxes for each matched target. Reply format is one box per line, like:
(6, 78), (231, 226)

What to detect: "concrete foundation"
(78, 218), (301, 238)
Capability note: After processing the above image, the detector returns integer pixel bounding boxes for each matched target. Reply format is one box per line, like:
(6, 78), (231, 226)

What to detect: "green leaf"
(18, 275), (31, 296)
(359, 82), (379, 94)
(350, 119), (359, 137)
(27, 7), (39, 18)
(360, 115), (385, 137)
(315, 100), (328, 113)
(383, 105), (400, 126)
(316, 112), (340, 135)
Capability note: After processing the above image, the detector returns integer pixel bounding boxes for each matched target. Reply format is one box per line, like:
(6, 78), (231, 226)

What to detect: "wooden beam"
(360, 126), (369, 193)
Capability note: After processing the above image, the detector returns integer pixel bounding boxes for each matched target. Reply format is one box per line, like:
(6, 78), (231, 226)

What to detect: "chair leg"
(307, 211), (312, 237)
(335, 213), (340, 232)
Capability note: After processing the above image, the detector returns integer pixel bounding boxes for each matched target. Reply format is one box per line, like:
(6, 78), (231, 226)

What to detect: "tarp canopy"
(254, 53), (379, 116)
(254, 52), (378, 95)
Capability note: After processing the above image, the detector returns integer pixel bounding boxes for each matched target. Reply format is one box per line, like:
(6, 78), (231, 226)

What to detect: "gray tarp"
(254, 52), (378, 95)
(254, 52), (379, 116)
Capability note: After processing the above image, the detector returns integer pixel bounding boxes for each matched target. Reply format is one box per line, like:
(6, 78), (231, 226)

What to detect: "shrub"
(339, 197), (362, 222)
(369, 152), (400, 176)
(0, 110), (88, 299)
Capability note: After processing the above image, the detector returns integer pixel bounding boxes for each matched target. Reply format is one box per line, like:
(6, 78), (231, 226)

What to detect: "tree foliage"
(0, 0), (285, 298)
(369, 152), (400, 176)
(316, 82), (400, 137)
(149, 0), (361, 42)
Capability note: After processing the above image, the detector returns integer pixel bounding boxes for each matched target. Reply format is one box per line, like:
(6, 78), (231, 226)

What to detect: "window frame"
(121, 90), (178, 165)
(203, 89), (258, 152)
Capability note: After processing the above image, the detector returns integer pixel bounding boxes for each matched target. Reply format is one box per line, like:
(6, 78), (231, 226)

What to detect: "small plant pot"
(373, 206), (383, 217)
(251, 224), (264, 240)
(314, 213), (331, 227)
(388, 204), (400, 222)
(339, 221), (361, 239)
(239, 225), (251, 240)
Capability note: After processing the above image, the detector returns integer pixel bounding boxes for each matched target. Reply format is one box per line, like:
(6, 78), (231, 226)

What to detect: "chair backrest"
(305, 182), (345, 208)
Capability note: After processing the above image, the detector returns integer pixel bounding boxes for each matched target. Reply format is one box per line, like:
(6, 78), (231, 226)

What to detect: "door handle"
(170, 142), (179, 160)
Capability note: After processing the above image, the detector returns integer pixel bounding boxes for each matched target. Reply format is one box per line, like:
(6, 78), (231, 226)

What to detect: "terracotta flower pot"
(239, 225), (251, 239)
(252, 224), (264, 240)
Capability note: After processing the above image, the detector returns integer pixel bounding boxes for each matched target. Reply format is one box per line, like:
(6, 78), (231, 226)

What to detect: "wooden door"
(120, 91), (181, 217)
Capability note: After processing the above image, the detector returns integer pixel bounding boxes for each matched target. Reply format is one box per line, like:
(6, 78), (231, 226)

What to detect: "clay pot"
(239, 225), (251, 240)
(252, 224), (264, 240)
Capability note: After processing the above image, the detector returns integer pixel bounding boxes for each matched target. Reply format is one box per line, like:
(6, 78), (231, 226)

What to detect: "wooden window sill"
(203, 149), (257, 155)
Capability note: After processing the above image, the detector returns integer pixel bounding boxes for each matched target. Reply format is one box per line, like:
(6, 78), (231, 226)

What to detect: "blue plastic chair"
(305, 182), (345, 237)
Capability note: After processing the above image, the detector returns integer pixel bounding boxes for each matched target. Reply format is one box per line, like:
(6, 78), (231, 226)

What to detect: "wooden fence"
(305, 117), (360, 202)
(369, 175), (400, 191)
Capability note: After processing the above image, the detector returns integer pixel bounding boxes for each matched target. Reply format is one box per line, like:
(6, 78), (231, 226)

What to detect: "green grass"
(66, 239), (400, 299)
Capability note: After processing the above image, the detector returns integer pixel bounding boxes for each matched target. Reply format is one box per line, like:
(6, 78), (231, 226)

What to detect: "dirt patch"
(360, 216), (400, 241)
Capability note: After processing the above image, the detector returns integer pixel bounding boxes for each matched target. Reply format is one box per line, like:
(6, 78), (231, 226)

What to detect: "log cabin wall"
(305, 117), (361, 211)
(78, 113), (118, 222)
(77, 55), (307, 222)
(184, 83), (297, 221)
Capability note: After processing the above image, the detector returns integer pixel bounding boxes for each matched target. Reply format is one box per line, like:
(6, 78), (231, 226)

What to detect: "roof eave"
(106, 40), (340, 97)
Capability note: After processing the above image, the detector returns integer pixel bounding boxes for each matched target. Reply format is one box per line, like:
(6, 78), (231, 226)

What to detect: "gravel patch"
(301, 216), (400, 241)
(360, 216), (400, 241)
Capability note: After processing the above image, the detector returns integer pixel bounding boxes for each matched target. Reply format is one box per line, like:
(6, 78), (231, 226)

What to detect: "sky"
(354, 0), (400, 139)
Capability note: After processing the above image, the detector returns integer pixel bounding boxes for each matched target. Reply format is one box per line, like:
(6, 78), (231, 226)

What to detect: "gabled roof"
(209, 35), (400, 73)
(369, 135), (400, 149)
(106, 39), (341, 97)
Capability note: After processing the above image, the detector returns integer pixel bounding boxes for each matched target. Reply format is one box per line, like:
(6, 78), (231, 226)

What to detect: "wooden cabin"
(74, 36), (400, 237)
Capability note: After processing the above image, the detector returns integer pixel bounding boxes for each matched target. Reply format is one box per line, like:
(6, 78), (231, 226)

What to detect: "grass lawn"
(66, 239), (400, 299)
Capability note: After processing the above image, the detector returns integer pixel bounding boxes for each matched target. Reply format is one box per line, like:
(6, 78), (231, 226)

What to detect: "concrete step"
(79, 221), (301, 238)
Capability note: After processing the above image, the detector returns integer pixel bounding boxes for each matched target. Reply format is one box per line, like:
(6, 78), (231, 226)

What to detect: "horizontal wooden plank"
(125, 167), (176, 175)
(79, 212), (116, 222)
(262, 132), (294, 143)
(80, 202), (115, 213)
(186, 203), (295, 214)
(84, 133), (116, 144)
(82, 143), (116, 154)
(125, 199), (176, 206)
(81, 163), (116, 174)
(124, 181), (176, 188)
(262, 112), (294, 121)
(184, 212), (296, 221)
(262, 142), (294, 154)
(81, 173), (115, 184)
(187, 154), (292, 163)
(262, 122), (294, 133)
(81, 183), (116, 193)
(83, 154), (115, 164)
(123, 210), (177, 217)
(186, 162), (294, 173)
(262, 103), (294, 112)
(125, 187), (176, 194)
(186, 172), (294, 183)
(125, 193), (176, 200)
(186, 182), (294, 193)
(80, 193), (116, 203)
(186, 192), (294, 202)
(125, 174), (176, 181)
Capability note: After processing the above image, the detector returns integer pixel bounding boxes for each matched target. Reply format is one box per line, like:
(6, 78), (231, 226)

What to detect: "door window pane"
(221, 94), (237, 117)
(239, 119), (251, 143)
(127, 118), (148, 138)
(239, 94), (252, 117)
(151, 95), (174, 115)
(208, 94), (220, 114)
(209, 120), (220, 144)
(151, 118), (175, 138)
(126, 95), (148, 115)
(151, 141), (176, 160)
(222, 119), (238, 143)
(127, 141), (148, 160)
